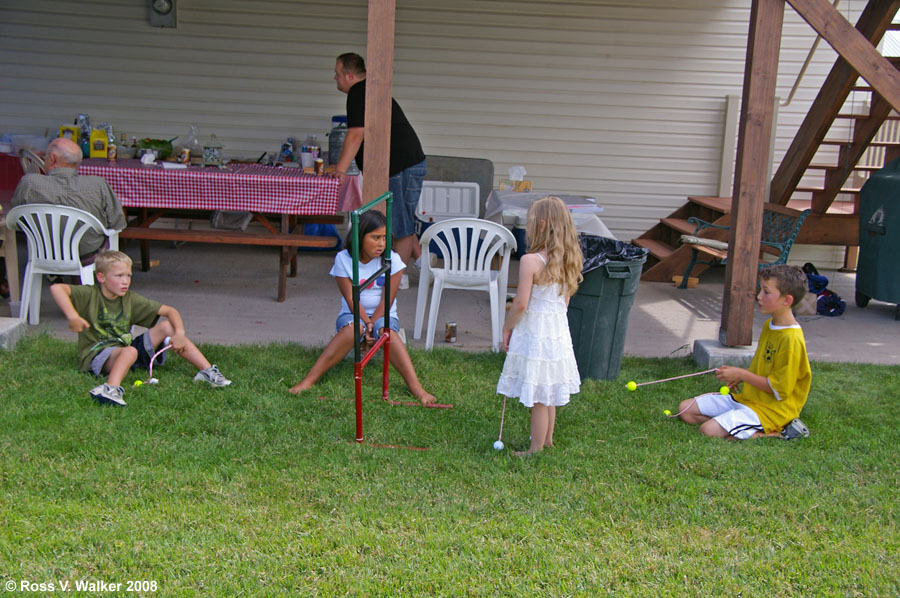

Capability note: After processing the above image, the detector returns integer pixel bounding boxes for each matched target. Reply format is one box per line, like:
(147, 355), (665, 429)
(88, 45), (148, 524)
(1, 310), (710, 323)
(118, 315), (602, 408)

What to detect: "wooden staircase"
(636, 78), (900, 283)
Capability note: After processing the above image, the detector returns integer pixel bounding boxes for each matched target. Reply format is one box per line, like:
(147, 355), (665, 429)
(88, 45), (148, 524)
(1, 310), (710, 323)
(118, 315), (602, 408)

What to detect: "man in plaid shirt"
(12, 136), (126, 257)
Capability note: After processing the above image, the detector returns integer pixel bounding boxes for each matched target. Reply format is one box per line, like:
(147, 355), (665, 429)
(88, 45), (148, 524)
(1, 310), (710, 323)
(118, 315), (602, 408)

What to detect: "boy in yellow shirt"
(678, 265), (812, 439)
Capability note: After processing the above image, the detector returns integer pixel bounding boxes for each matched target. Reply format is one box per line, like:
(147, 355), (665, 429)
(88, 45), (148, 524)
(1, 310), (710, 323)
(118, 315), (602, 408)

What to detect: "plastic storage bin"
(857, 159), (900, 319)
(566, 236), (649, 380)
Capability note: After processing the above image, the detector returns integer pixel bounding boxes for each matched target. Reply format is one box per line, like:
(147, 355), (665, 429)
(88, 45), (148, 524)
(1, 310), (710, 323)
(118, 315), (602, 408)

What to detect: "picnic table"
(79, 159), (361, 301)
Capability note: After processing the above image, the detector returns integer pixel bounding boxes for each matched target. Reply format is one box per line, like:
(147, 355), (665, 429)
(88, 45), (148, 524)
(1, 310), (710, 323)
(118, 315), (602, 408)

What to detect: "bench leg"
(139, 239), (151, 272)
(278, 246), (288, 302)
(679, 249), (699, 289)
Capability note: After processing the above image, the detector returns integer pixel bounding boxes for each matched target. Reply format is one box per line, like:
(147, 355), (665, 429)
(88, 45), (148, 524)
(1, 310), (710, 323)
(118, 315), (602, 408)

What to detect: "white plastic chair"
(5, 204), (120, 324)
(19, 148), (46, 174)
(413, 218), (516, 351)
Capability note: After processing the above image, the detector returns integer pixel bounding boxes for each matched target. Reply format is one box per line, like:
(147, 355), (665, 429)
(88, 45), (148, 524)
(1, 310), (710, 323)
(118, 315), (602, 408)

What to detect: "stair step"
(787, 199), (856, 214)
(633, 238), (675, 260)
(834, 113), (900, 121)
(687, 196), (731, 212)
(794, 184), (861, 194)
(821, 139), (900, 147)
(660, 217), (696, 234)
(808, 162), (883, 172)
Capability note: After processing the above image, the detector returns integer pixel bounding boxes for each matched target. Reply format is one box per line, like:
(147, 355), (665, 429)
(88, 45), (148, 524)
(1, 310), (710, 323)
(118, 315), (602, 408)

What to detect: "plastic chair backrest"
(19, 149), (46, 175)
(419, 217), (516, 278)
(6, 204), (118, 273)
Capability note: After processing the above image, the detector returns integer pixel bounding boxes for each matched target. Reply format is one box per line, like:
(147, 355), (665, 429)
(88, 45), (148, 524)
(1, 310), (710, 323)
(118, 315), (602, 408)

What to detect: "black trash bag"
(578, 235), (649, 274)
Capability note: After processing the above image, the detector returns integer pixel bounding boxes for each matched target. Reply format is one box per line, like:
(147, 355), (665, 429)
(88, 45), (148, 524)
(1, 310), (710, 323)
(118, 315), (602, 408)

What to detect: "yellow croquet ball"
(720, 385), (730, 395)
(133, 380), (143, 387)
(626, 381), (637, 391)
(663, 409), (672, 416)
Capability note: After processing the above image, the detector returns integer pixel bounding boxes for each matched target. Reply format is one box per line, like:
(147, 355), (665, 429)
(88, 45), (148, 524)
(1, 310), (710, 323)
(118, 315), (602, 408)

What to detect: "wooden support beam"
(363, 0), (395, 206)
(721, 0), (784, 347)
(769, 0), (900, 206)
(788, 0), (900, 112)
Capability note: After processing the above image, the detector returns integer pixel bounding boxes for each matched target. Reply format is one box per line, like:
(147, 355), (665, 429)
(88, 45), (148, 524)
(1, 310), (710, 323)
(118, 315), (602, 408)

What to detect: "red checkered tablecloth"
(78, 159), (340, 215)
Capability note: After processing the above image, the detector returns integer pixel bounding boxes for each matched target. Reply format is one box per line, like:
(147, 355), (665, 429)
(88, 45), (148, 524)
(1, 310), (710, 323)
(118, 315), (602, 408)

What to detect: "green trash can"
(857, 158), (900, 320)
(567, 236), (649, 380)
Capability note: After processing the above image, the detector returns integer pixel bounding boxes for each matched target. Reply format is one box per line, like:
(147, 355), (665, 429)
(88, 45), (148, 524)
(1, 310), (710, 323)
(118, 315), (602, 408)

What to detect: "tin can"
(445, 321), (457, 343)
(107, 143), (117, 162)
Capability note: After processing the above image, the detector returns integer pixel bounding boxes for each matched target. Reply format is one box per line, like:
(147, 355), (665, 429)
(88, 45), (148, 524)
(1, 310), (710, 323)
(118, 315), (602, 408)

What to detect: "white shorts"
(694, 393), (764, 439)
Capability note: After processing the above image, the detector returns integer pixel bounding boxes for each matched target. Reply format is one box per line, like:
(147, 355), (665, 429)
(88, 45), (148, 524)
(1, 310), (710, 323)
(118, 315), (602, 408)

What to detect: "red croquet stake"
(635, 368), (717, 388)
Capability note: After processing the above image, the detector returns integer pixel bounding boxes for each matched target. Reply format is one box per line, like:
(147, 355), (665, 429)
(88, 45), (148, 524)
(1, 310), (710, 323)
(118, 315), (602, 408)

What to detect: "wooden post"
(721, 0), (784, 347)
(363, 0), (395, 207)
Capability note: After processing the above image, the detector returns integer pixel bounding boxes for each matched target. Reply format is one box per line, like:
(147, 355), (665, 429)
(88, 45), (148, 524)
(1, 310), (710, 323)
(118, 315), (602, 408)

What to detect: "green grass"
(1, 333), (898, 597)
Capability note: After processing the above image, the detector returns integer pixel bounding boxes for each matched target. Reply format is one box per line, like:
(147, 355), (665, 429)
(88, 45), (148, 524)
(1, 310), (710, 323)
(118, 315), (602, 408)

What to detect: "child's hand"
(169, 333), (187, 354)
(502, 329), (512, 352)
(67, 316), (90, 333)
(715, 365), (744, 387)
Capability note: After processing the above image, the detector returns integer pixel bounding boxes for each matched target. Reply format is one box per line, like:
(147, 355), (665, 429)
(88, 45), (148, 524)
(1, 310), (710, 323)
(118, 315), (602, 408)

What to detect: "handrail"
(781, 0), (841, 108)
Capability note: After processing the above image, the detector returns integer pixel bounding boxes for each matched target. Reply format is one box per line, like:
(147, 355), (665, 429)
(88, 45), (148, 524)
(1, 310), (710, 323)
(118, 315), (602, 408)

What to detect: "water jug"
(328, 115), (359, 174)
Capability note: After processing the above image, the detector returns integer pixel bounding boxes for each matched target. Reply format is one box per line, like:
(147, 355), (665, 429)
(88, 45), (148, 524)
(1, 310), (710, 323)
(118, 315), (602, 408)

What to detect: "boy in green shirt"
(677, 265), (812, 439)
(50, 251), (232, 406)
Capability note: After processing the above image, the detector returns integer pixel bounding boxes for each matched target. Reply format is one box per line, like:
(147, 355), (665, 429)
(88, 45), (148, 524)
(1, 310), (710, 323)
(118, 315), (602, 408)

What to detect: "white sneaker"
(193, 364), (233, 387)
(399, 274), (409, 290)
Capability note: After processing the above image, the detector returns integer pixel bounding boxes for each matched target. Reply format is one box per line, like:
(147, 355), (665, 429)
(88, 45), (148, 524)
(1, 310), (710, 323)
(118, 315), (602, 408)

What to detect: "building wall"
(0, 0), (855, 265)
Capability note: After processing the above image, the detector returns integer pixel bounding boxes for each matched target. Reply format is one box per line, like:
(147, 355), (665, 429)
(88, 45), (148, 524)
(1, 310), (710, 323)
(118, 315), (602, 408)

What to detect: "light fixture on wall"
(149, 0), (177, 28)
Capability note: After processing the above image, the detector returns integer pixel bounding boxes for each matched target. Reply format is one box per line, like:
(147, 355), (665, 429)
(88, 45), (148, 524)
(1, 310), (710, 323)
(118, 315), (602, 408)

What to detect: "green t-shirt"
(734, 319), (812, 433)
(69, 285), (162, 371)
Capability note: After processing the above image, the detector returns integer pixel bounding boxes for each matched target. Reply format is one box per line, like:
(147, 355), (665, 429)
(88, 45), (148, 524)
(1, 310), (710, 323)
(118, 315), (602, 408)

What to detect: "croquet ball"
(148, 378), (159, 385)
(626, 381), (637, 391)
(663, 409), (672, 416)
(132, 380), (142, 387)
(720, 386), (730, 395)
(493, 440), (504, 451)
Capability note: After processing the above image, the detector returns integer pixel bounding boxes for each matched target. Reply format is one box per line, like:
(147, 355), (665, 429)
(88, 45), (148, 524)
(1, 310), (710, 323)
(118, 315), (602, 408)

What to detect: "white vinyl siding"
(0, 0), (855, 265)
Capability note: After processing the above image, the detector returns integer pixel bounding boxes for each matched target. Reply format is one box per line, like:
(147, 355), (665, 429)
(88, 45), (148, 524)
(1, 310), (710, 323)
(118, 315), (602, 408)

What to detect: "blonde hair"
(526, 196), (583, 296)
(94, 250), (132, 274)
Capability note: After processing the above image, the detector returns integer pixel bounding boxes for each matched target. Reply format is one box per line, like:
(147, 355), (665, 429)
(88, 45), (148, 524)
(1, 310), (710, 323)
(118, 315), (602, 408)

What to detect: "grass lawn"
(1, 333), (898, 596)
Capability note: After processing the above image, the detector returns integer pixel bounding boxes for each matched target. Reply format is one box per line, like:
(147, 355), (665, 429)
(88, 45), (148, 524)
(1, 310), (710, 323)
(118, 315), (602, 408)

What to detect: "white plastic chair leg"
(17, 265), (34, 323)
(488, 283), (500, 352)
(79, 264), (96, 286)
(25, 270), (42, 325)
(424, 279), (445, 350)
(413, 266), (431, 340)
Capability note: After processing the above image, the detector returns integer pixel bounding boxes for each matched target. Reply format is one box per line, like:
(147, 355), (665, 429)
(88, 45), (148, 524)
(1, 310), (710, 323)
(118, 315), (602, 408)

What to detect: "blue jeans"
(336, 313), (400, 340)
(388, 159), (427, 238)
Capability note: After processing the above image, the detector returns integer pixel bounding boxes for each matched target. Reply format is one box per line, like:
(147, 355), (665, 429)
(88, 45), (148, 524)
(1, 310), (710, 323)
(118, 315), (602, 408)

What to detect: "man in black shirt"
(333, 52), (426, 288)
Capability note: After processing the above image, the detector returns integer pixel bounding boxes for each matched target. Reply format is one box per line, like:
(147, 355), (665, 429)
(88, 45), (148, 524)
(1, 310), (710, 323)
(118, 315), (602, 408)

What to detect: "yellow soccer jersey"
(734, 319), (811, 433)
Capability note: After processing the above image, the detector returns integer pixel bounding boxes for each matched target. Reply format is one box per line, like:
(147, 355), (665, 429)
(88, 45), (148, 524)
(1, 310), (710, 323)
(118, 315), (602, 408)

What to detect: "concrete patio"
(1, 239), (898, 366)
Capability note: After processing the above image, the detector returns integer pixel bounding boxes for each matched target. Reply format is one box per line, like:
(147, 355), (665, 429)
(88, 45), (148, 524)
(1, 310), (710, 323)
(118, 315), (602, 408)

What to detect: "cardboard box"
(498, 179), (532, 192)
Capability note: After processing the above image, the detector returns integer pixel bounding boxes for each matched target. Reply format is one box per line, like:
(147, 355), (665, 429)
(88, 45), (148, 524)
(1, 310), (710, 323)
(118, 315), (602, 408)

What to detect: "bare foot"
(513, 448), (542, 457)
(414, 389), (436, 405)
(288, 381), (313, 395)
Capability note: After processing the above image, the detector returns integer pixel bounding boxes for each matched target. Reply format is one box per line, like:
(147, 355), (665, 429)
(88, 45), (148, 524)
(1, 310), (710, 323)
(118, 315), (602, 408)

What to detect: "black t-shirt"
(345, 79), (425, 176)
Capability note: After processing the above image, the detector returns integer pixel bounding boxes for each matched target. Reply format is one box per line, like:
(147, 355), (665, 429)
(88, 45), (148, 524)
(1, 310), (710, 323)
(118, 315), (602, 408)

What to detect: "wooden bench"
(120, 212), (340, 301)
(677, 204), (811, 288)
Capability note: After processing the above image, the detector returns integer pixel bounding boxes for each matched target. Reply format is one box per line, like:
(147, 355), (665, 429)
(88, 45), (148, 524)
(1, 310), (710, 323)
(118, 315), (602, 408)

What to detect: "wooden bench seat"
(120, 220), (340, 302)
(118, 226), (336, 248)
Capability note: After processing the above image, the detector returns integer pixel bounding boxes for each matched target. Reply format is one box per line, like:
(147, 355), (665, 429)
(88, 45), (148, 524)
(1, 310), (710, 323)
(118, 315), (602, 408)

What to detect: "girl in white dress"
(497, 196), (583, 456)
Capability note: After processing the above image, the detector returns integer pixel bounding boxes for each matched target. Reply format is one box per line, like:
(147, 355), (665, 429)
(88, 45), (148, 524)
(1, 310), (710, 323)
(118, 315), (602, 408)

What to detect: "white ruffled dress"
(496, 281), (581, 407)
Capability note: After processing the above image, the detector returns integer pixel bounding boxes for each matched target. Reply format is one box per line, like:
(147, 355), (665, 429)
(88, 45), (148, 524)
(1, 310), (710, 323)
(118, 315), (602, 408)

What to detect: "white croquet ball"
(493, 440), (504, 451)
(147, 378), (159, 385)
